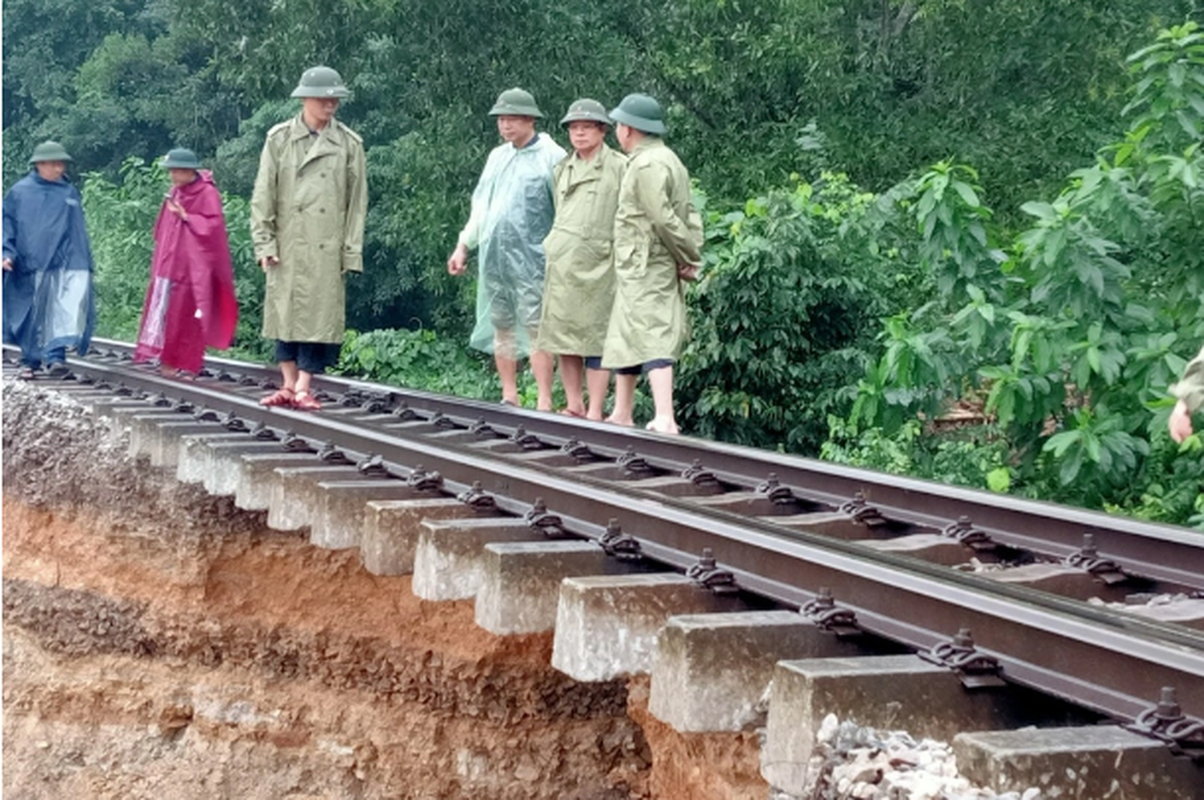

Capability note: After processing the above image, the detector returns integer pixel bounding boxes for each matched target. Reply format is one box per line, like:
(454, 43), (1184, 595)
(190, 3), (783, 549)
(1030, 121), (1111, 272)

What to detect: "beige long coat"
(1172, 344), (1204, 413)
(251, 115), (367, 343)
(601, 137), (703, 368)
(537, 144), (625, 356)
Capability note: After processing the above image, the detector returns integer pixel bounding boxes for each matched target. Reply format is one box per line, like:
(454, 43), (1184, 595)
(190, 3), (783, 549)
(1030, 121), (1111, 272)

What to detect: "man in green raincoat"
(447, 88), (566, 409)
(251, 65), (367, 411)
(537, 99), (626, 420)
(1169, 343), (1204, 442)
(601, 93), (703, 434)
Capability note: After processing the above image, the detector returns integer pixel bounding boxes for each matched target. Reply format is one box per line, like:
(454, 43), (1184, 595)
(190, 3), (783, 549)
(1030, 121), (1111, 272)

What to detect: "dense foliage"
(5, 1), (1203, 525)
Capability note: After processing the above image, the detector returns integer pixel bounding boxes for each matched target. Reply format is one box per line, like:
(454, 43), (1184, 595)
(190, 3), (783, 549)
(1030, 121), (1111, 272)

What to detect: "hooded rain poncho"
(2, 171), (95, 364)
(458, 133), (565, 358)
(134, 171), (239, 373)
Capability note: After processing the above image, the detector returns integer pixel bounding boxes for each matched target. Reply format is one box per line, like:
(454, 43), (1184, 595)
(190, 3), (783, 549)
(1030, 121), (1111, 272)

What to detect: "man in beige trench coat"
(601, 93), (703, 434)
(251, 65), (368, 411)
(537, 98), (626, 420)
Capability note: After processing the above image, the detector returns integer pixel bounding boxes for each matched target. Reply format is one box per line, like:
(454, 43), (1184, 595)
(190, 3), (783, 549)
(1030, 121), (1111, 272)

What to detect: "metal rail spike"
(193, 405), (220, 422)
(170, 399), (195, 414)
(249, 420), (278, 441)
(940, 516), (997, 551)
(800, 587), (861, 637)
(216, 370), (237, 383)
(281, 431), (313, 452)
(1125, 687), (1204, 758)
(359, 398), (389, 414)
(469, 418), (498, 439)
(406, 465), (444, 492)
(687, 548), (740, 594)
(598, 519), (643, 560)
(338, 390), (367, 407)
(839, 491), (887, 526)
(391, 401), (418, 420)
(510, 425), (544, 451)
(220, 411), (248, 432)
(317, 441), (351, 464)
(456, 480), (497, 512)
(755, 473), (795, 504)
(429, 410), (458, 430)
(1064, 534), (1127, 584)
(560, 436), (595, 462)
(356, 454), (390, 477)
(148, 392), (171, 408)
(524, 498), (567, 537)
(919, 627), (1006, 689)
(617, 446), (652, 474)
(681, 459), (720, 487)
(237, 374), (259, 387)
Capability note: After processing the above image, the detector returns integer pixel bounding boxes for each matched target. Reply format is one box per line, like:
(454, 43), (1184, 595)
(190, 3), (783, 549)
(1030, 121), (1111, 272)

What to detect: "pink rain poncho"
(134, 171), (238, 372)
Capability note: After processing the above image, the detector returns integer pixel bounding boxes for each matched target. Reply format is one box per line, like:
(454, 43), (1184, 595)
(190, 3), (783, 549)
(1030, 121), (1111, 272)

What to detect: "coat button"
(318, 244), (325, 250)
(319, 208), (325, 213)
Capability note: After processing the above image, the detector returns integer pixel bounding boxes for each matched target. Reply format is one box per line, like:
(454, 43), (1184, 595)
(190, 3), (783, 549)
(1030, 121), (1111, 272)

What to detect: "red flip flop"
(291, 391), (322, 411)
(259, 387), (294, 407)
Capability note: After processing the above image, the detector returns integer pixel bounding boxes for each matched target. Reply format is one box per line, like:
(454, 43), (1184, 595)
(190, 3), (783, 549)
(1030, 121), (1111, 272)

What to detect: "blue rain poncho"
(2, 171), (95, 363)
(458, 132), (565, 358)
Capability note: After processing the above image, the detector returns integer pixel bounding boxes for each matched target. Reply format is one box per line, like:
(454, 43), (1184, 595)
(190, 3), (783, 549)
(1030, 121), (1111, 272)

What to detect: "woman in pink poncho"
(134, 148), (238, 375)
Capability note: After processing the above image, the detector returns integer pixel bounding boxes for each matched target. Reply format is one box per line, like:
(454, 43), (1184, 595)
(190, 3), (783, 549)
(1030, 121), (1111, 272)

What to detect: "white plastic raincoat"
(458, 133), (566, 358)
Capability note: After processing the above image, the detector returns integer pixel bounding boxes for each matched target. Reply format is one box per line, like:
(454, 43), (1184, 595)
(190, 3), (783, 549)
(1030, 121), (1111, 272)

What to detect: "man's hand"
(2, 258), (12, 272)
(166, 199), (189, 221)
(1170, 398), (1194, 444)
(447, 243), (468, 276)
(259, 256), (279, 270)
(677, 263), (699, 282)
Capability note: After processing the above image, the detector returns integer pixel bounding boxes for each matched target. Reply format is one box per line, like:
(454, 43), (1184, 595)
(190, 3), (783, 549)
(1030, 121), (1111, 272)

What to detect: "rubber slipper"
(559, 408), (585, 418)
(259, 387), (295, 407)
(291, 391), (322, 411)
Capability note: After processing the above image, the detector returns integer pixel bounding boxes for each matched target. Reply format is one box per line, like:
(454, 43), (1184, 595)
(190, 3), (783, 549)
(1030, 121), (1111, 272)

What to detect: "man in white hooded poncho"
(448, 87), (566, 409)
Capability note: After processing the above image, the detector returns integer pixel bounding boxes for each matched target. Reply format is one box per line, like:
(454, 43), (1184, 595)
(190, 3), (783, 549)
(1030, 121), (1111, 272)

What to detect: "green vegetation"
(4, 1), (1202, 525)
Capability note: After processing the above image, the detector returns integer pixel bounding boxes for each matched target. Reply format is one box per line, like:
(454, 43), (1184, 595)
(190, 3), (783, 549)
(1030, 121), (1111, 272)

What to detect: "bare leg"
(607, 373), (637, 427)
(494, 329), (519, 404)
(280, 360), (299, 391)
(295, 369), (314, 397)
(531, 349), (555, 411)
(559, 355), (585, 415)
(585, 367), (610, 421)
(645, 365), (679, 434)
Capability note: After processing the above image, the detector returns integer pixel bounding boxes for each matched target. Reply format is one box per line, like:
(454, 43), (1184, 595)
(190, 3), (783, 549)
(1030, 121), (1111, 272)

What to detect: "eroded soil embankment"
(1, 380), (649, 799)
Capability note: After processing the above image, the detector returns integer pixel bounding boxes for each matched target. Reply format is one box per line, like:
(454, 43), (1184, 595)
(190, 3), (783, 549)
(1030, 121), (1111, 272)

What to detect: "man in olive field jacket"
(252, 65), (367, 412)
(601, 93), (704, 435)
(536, 98), (626, 420)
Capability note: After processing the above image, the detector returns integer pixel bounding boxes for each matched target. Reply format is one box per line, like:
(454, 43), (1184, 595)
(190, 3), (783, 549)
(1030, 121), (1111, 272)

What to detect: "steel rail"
(23, 349), (1204, 727)
(85, 338), (1204, 589)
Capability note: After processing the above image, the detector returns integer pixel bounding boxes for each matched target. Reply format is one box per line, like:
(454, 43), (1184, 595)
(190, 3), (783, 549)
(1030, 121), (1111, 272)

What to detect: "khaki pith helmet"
(560, 98), (610, 127)
(291, 65), (351, 99)
(609, 93), (667, 135)
(29, 141), (73, 165)
(489, 87), (543, 118)
(161, 148), (202, 169)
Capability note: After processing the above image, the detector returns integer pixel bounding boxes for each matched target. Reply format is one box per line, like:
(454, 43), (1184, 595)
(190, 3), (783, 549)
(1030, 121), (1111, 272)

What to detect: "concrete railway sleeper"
(4, 346), (1204, 798)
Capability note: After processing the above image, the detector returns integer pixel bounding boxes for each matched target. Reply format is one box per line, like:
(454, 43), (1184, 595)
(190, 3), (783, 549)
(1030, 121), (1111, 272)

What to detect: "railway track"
(5, 339), (1204, 794)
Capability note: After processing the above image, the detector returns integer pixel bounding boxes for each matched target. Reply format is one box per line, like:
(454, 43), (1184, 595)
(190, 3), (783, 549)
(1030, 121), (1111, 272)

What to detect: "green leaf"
(986, 467), (1011, 493)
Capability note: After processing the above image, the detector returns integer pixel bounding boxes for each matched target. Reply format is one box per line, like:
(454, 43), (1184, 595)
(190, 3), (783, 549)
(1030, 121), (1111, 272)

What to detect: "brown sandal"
(291, 391), (322, 411)
(260, 387), (294, 407)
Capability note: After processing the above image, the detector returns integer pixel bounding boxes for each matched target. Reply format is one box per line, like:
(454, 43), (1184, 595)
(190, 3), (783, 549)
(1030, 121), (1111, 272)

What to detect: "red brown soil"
(2, 379), (765, 800)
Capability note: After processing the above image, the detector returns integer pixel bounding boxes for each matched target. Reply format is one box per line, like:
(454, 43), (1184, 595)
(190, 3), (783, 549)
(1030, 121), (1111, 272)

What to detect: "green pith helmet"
(560, 98), (610, 127)
(290, 65), (351, 99)
(28, 141), (73, 165)
(161, 148), (202, 169)
(609, 93), (666, 135)
(489, 87), (543, 118)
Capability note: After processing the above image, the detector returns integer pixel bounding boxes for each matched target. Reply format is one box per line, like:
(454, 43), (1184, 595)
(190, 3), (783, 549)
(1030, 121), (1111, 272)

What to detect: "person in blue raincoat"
(2, 141), (95, 379)
(447, 88), (566, 409)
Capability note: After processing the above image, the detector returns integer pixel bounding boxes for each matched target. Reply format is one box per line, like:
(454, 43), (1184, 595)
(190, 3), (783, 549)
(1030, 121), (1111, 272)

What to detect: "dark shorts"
(275, 340), (342, 374)
(584, 356), (604, 370)
(614, 358), (675, 376)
